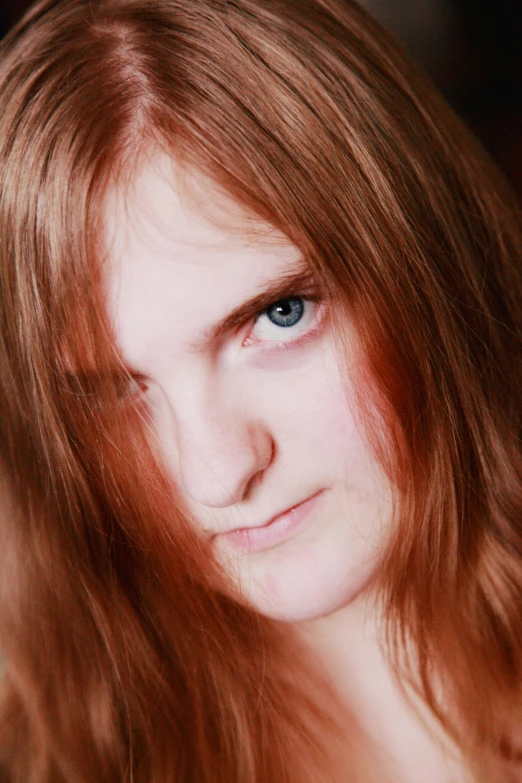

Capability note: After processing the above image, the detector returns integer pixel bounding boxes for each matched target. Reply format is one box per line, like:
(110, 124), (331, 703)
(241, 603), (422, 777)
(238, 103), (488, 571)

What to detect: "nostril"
(175, 425), (274, 509)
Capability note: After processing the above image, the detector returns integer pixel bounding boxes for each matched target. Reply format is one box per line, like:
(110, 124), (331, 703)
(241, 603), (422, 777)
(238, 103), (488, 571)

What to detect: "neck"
(293, 592), (469, 783)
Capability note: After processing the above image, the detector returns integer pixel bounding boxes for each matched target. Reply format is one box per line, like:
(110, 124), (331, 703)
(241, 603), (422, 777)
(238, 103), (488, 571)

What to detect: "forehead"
(104, 153), (305, 369)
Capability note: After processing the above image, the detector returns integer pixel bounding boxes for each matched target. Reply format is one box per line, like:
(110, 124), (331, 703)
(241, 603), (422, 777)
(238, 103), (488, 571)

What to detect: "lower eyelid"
(261, 321), (323, 353)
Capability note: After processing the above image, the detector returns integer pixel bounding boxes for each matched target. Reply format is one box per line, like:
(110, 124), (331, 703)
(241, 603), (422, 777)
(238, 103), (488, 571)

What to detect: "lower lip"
(216, 490), (325, 554)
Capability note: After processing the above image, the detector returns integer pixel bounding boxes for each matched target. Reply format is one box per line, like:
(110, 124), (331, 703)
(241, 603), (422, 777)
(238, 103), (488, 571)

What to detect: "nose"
(167, 388), (274, 508)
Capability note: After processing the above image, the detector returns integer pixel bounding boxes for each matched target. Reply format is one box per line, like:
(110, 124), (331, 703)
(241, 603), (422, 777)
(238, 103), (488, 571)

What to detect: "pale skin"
(106, 152), (468, 782)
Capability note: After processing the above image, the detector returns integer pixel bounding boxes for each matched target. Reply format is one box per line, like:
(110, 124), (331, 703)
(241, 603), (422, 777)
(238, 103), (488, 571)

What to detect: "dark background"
(2, 0), (522, 199)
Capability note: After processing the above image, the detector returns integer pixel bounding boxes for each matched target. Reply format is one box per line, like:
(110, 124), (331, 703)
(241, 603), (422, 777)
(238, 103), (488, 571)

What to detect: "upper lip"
(213, 491), (321, 537)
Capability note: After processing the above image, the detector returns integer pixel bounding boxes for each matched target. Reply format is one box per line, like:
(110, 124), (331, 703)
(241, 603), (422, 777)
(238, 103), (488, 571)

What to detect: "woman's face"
(106, 153), (392, 622)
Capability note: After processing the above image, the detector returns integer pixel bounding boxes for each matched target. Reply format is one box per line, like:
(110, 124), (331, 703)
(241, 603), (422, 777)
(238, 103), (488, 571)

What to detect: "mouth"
(213, 489), (325, 554)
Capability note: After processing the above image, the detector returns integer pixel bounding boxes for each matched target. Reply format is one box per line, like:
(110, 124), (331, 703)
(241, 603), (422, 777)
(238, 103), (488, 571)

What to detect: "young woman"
(0, 0), (520, 781)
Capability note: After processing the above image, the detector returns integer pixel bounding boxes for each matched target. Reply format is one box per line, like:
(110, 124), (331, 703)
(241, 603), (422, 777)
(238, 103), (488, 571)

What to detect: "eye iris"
(266, 297), (304, 328)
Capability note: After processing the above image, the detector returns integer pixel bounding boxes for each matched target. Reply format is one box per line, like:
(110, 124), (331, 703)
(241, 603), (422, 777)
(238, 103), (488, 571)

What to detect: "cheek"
(249, 340), (364, 468)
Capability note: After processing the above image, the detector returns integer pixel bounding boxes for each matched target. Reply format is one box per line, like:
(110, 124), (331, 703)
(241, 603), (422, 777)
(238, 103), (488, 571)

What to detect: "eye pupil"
(267, 297), (304, 328)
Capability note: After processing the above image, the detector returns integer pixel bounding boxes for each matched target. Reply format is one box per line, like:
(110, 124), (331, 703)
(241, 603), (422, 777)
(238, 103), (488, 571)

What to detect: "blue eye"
(249, 296), (318, 345)
(265, 297), (305, 328)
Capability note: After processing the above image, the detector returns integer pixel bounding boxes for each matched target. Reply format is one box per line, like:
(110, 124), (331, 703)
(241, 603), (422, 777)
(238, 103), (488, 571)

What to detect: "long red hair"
(0, 1), (521, 780)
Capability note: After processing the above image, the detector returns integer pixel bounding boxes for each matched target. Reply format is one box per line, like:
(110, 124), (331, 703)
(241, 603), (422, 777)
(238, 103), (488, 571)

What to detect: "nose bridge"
(166, 371), (273, 508)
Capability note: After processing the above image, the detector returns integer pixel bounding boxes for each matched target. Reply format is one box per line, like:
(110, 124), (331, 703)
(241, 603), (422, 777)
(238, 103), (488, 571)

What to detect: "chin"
(235, 559), (376, 624)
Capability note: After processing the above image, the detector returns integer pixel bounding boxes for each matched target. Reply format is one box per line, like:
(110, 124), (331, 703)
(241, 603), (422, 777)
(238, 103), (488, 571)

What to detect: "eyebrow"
(188, 261), (318, 354)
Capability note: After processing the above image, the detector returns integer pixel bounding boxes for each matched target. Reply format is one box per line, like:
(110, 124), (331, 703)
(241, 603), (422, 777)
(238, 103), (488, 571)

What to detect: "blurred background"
(1, 0), (522, 199)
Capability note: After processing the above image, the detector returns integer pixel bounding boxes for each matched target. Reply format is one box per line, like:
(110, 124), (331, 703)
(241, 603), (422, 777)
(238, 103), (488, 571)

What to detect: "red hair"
(0, 0), (521, 780)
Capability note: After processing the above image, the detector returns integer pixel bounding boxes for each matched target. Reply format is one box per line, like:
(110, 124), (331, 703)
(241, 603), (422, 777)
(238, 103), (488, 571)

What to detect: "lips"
(220, 497), (311, 536)
(213, 489), (325, 553)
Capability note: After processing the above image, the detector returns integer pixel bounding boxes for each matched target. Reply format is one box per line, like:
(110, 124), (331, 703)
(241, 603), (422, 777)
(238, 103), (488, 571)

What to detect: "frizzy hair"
(0, 0), (521, 781)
